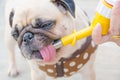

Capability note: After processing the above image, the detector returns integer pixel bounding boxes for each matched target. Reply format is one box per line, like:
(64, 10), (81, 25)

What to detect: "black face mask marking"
(34, 18), (56, 30)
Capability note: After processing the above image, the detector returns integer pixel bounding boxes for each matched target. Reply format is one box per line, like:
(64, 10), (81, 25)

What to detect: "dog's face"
(9, 0), (76, 64)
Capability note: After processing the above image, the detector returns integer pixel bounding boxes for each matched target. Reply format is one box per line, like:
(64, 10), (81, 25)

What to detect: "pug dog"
(5, 0), (97, 80)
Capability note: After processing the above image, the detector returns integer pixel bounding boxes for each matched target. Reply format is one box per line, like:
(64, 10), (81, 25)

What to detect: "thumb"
(92, 24), (111, 44)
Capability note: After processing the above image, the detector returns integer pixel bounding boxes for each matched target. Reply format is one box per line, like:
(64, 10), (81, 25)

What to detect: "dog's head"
(9, 0), (81, 64)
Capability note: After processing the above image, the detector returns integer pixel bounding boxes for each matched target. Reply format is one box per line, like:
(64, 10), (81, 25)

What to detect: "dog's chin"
(22, 39), (62, 64)
(29, 47), (62, 64)
(29, 49), (61, 64)
(30, 50), (43, 60)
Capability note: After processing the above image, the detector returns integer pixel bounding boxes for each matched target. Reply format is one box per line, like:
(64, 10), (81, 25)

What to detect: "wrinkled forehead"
(13, 0), (63, 26)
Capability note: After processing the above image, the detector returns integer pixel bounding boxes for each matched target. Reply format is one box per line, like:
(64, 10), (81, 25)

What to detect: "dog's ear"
(51, 0), (75, 18)
(9, 10), (14, 27)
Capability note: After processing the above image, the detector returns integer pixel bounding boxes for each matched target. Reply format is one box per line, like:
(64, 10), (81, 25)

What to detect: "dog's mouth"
(31, 50), (43, 59)
(17, 24), (63, 62)
(32, 43), (57, 62)
(20, 33), (61, 62)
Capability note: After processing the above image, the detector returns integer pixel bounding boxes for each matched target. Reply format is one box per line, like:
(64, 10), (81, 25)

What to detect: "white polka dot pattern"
(69, 61), (76, 67)
(76, 54), (80, 58)
(70, 72), (75, 75)
(64, 68), (69, 72)
(47, 69), (54, 73)
(77, 64), (83, 69)
(83, 52), (89, 60)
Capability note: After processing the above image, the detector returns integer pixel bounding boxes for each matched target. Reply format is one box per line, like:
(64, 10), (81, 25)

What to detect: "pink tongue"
(40, 44), (56, 62)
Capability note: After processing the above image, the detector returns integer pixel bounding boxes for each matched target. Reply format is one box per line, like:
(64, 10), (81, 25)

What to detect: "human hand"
(92, 0), (120, 46)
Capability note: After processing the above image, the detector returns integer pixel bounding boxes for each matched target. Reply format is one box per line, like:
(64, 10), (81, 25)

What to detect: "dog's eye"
(34, 19), (56, 30)
(11, 27), (19, 41)
(41, 20), (56, 30)
(34, 18), (42, 28)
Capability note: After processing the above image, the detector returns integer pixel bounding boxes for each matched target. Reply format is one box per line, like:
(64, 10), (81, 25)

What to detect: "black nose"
(23, 32), (34, 45)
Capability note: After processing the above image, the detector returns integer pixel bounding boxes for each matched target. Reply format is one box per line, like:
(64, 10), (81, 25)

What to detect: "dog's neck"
(38, 36), (97, 78)
(55, 36), (92, 77)
(60, 37), (92, 61)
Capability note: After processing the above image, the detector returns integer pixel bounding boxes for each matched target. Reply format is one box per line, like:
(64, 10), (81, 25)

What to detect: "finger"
(92, 24), (111, 44)
(110, 0), (120, 36)
(92, 24), (103, 44)
(100, 34), (111, 43)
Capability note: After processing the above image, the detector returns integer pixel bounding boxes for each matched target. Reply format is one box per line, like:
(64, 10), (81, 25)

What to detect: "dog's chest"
(38, 37), (97, 78)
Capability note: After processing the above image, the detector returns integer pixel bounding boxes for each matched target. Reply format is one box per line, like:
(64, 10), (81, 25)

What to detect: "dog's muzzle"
(17, 25), (57, 62)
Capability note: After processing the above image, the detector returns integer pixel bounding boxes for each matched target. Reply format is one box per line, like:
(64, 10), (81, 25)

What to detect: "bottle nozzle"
(53, 40), (63, 49)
